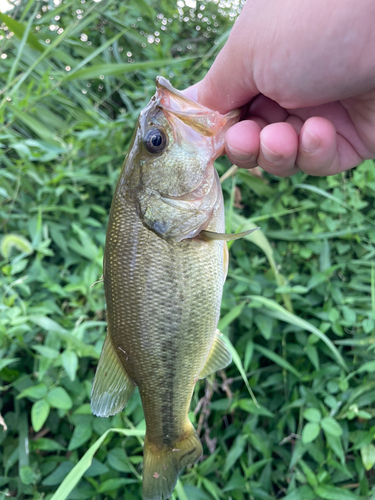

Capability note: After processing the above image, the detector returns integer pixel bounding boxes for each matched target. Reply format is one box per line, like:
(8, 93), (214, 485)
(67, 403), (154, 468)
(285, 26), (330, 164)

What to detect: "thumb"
(183, 30), (259, 113)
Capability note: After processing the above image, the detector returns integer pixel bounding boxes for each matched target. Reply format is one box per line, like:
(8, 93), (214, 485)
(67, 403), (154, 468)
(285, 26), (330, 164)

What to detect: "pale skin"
(184, 0), (375, 176)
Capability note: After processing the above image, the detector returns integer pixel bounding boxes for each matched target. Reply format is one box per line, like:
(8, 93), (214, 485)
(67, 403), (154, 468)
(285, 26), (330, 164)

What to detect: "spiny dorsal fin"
(200, 227), (260, 241)
(199, 330), (232, 379)
(91, 334), (136, 417)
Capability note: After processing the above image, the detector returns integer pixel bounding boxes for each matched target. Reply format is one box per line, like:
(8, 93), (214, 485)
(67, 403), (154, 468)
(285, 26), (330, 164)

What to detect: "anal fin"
(91, 334), (136, 417)
(199, 330), (232, 379)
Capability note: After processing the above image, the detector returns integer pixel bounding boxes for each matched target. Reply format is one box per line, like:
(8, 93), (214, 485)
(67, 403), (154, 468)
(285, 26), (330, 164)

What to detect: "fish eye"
(144, 128), (167, 154)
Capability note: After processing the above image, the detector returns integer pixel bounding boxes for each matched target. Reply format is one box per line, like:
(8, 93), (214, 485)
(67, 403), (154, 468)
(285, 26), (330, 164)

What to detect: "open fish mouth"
(155, 76), (239, 149)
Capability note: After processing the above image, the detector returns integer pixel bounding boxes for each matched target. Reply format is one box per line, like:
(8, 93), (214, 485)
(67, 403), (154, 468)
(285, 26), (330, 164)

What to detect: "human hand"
(184, 0), (375, 176)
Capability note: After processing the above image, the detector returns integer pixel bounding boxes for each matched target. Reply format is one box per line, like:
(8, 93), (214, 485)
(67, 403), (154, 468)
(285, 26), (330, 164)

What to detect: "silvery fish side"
(91, 77), (240, 500)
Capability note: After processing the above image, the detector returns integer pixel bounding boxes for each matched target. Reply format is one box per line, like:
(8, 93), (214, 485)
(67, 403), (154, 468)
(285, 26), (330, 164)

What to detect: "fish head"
(121, 76), (240, 242)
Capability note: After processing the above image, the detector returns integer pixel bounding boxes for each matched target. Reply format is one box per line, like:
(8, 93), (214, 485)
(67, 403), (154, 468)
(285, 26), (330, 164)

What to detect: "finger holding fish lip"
(225, 120), (262, 170)
(183, 85), (299, 176)
(184, 82), (354, 178)
(223, 120), (300, 176)
(257, 122), (300, 177)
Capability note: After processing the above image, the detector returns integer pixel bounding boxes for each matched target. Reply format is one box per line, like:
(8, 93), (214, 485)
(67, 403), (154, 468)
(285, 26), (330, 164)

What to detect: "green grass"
(1, 1), (375, 499)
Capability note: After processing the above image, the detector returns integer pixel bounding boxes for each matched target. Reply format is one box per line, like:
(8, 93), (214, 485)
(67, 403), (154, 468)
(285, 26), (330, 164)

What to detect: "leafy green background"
(1, 1), (375, 499)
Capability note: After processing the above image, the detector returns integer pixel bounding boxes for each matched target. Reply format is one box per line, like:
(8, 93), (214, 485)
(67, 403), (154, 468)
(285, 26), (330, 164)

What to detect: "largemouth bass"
(91, 77), (248, 500)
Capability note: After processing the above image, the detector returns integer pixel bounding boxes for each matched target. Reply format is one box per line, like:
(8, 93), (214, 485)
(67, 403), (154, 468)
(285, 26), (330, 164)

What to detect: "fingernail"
(302, 128), (321, 153)
(261, 142), (282, 163)
(227, 144), (254, 163)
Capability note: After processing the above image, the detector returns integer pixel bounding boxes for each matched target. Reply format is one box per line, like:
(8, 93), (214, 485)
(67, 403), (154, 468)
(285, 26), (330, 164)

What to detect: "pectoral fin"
(91, 334), (136, 417)
(200, 227), (260, 241)
(199, 331), (232, 379)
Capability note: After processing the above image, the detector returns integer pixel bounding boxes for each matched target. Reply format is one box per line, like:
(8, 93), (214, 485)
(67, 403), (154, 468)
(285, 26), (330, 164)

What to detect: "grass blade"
(19, 0), (38, 21)
(0, 2), (101, 105)
(248, 295), (348, 371)
(237, 169), (274, 198)
(295, 183), (375, 226)
(254, 344), (302, 378)
(66, 29), (128, 77)
(218, 302), (246, 331)
(9, 106), (60, 144)
(50, 428), (145, 500)
(231, 212), (293, 312)
(265, 226), (369, 241)
(0, 12), (43, 52)
(218, 302), (259, 406)
(65, 58), (193, 80)
(175, 480), (189, 500)
(6, 6), (37, 85)
(222, 335), (260, 407)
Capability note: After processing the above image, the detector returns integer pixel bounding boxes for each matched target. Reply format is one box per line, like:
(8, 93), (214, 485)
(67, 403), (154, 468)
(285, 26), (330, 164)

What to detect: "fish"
(91, 76), (256, 500)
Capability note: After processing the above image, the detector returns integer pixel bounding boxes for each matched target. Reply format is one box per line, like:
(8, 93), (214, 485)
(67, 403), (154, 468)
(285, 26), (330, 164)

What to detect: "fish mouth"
(155, 76), (240, 139)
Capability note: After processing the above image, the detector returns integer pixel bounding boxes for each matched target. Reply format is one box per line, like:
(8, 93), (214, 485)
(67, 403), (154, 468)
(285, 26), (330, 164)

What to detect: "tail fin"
(142, 425), (202, 500)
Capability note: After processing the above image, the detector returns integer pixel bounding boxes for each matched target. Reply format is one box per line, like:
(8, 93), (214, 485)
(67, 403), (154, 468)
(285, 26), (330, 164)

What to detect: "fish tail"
(142, 425), (202, 500)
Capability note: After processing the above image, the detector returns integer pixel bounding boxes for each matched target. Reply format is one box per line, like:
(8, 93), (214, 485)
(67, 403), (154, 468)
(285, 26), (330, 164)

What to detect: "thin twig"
(220, 164), (238, 183)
